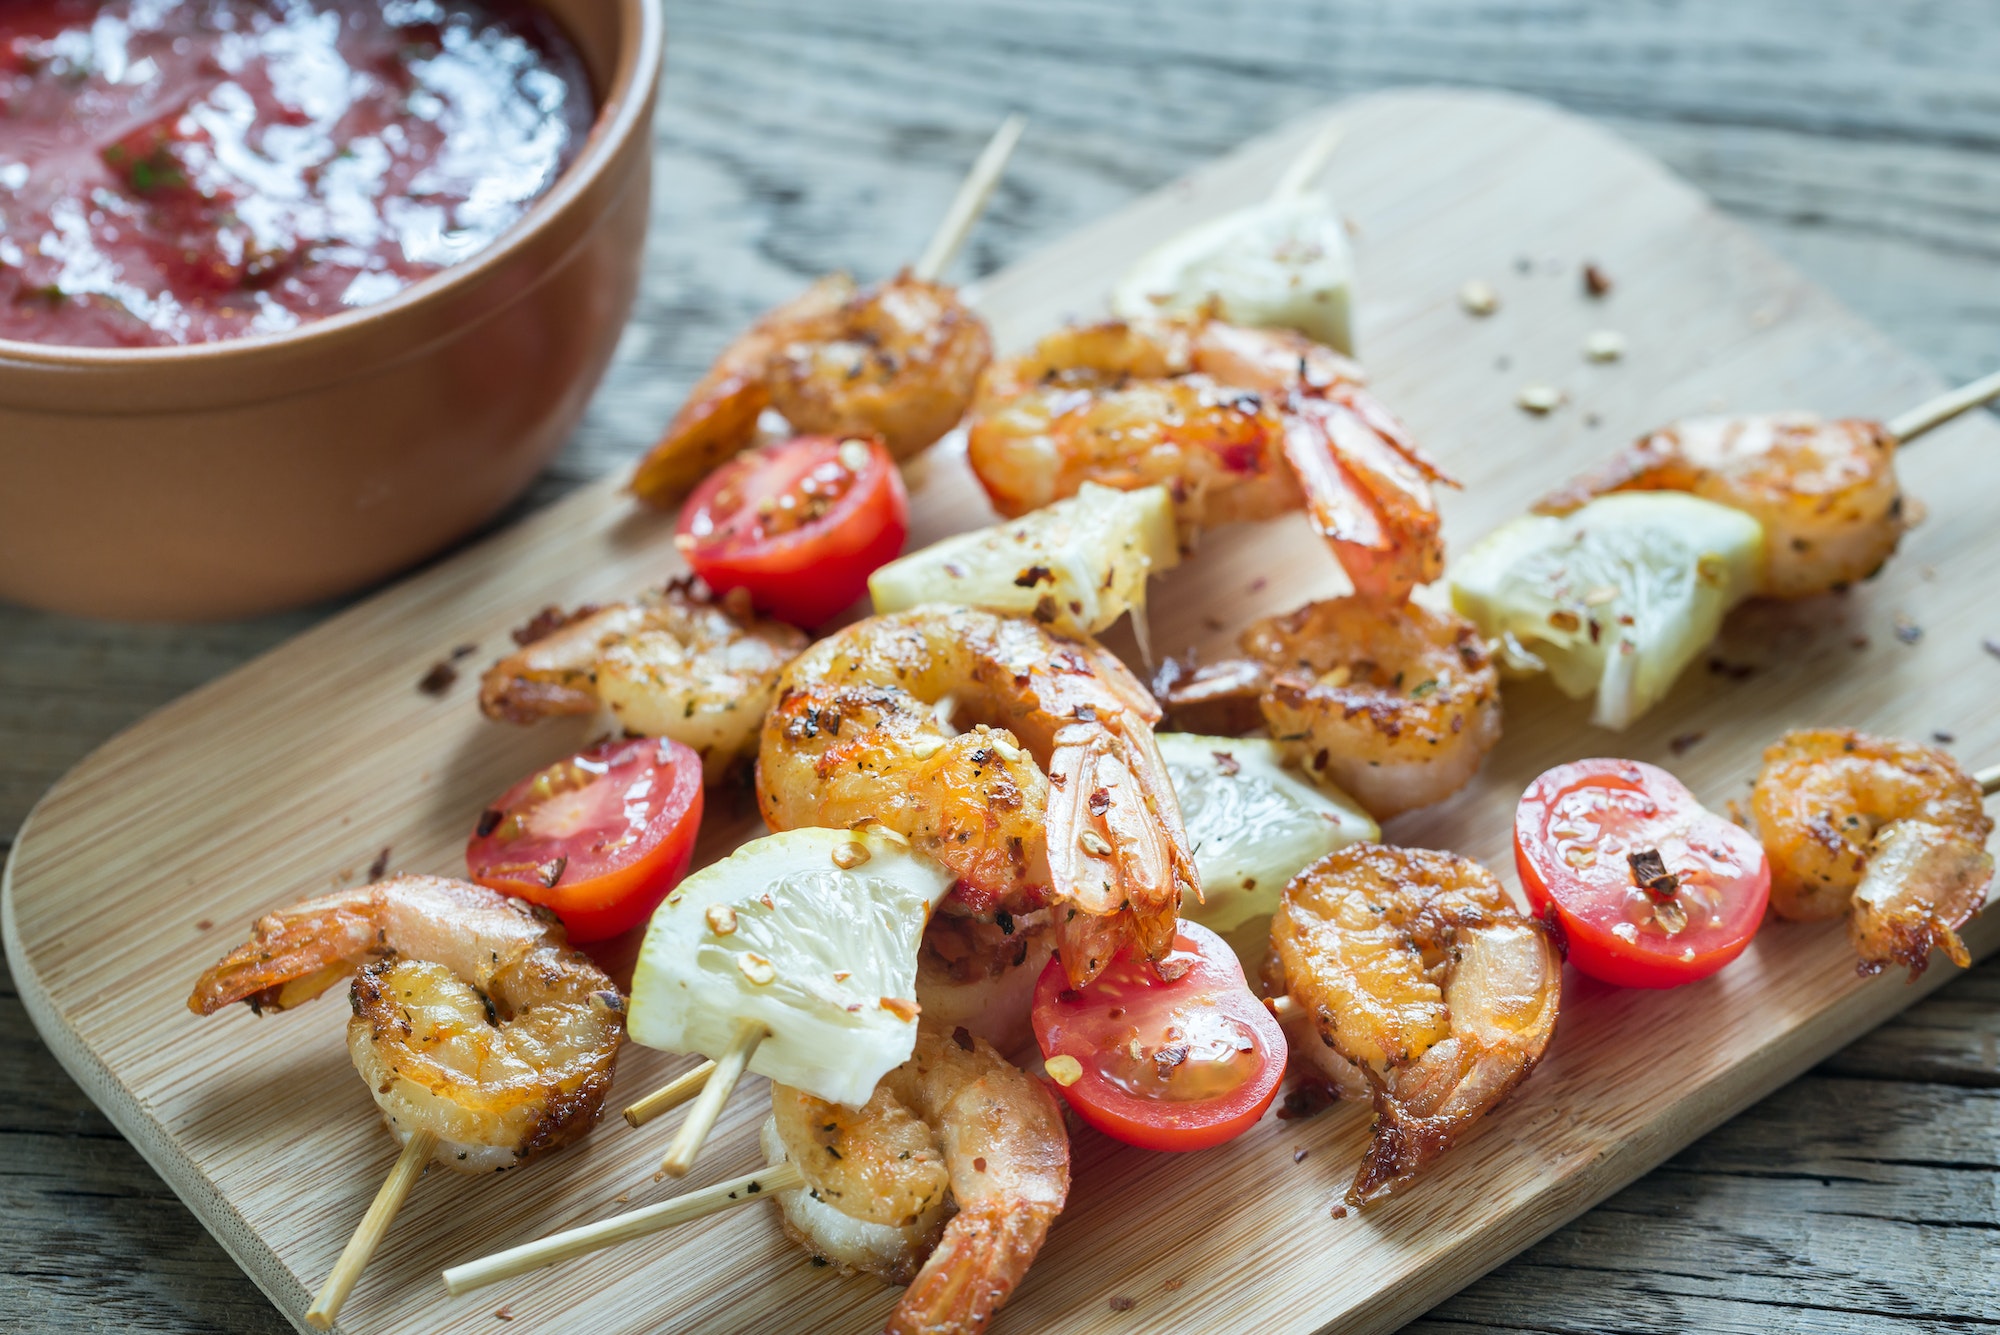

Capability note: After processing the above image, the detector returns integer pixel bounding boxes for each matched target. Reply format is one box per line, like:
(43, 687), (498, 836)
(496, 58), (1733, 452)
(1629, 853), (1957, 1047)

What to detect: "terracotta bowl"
(0, 0), (664, 621)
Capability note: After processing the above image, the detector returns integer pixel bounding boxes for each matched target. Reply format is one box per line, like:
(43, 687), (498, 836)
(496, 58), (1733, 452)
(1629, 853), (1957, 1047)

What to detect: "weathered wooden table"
(4, 2), (1997, 1330)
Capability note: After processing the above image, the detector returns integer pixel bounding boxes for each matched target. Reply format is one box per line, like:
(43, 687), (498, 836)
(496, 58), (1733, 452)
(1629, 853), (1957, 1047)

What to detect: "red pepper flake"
(1163, 1278), (1185, 1292)
(1329, 1204), (1349, 1220)
(195, 919), (214, 932)
(1211, 750), (1240, 776)
(1108, 1296), (1135, 1313)
(1582, 262), (1613, 297)
(494, 1305), (514, 1322)
(417, 661), (458, 695)
(367, 847), (391, 880)
(1088, 787), (1112, 817)
(1627, 848), (1680, 902)
(1668, 731), (1705, 756)
(1013, 564), (1054, 588)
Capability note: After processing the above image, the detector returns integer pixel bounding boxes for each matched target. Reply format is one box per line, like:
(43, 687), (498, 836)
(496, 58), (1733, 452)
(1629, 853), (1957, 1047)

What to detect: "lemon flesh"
(868, 482), (1179, 645)
(1449, 492), (1764, 731)
(1111, 195), (1356, 353)
(629, 828), (953, 1106)
(1160, 733), (1377, 940)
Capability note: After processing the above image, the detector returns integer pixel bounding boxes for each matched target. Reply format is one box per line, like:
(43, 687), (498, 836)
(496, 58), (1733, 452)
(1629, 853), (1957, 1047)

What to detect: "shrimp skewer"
(630, 117), (1023, 505)
(190, 877), (623, 1327)
(1535, 369), (2000, 601)
(757, 604), (1198, 988)
(446, 1028), (1068, 1335)
(1753, 730), (1997, 978)
(966, 314), (1453, 604)
(1267, 844), (1561, 1206)
(1160, 595), (1502, 820)
(479, 581), (807, 784)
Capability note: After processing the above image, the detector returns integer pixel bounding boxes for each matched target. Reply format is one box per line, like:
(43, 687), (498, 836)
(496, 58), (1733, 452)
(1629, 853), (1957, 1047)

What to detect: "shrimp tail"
(1283, 392), (1448, 602)
(1045, 721), (1197, 987)
(186, 904), (381, 1015)
(885, 1196), (1059, 1335)
(1348, 1093), (1456, 1207)
(1850, 820), (1992, 980)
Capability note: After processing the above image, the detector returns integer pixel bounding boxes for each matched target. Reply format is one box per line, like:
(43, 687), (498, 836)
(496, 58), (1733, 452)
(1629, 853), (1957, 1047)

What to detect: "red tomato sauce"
(0, 0), (594, 348)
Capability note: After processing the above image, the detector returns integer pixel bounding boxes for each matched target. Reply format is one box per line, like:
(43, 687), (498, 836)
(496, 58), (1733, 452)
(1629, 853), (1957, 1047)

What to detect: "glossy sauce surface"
(0, 0), (594, 347)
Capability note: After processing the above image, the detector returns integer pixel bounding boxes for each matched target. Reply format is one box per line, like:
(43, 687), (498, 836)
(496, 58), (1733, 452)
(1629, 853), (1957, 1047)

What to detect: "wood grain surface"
(5, 3), (2000, 1332)
(9, 88), (2000, 1335)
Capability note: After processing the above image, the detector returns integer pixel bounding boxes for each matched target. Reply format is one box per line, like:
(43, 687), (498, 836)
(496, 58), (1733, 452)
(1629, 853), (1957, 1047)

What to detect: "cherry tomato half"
(677, 433), (909, 628)
(467, 736), (704, 942)
(1515, 758), (1769, 989)
(1032, 920), (1286, 1152)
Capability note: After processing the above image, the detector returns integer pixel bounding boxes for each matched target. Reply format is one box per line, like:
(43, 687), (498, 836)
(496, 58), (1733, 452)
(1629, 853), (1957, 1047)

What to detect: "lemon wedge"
(1111, 195), (1355, 353)
(628, 828), (953, 1106)
(1160, 733), (1377, 940)
(1449, 492), (1764, 730)
(868, 482), (1179, 648)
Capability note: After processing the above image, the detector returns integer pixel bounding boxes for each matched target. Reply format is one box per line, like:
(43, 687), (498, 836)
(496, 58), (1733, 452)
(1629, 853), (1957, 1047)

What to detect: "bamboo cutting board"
(8, 89), (2000, 1335)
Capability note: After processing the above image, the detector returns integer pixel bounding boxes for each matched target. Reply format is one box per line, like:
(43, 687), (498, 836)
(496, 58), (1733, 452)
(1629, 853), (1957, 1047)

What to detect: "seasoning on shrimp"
(631, 272), (993, 504)
(1267, 844), (1561, 1205)
(761, 1026), (1069, 1335)
(756, 605), (1197, 988)
(479, 581), (806, 782)
(188, 876), (623, 1172)
(966, 314), (1452, 604)
(1160, 596), (1502, 820)
(1752, 728), (1994, 978)
(1537, 413), (1905, 599)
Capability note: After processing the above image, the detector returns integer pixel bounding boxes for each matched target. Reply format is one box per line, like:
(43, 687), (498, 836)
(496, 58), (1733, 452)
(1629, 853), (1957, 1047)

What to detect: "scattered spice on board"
(1934, 731), (1956, 744)
(1329, 1203), (1349, 1220)
(1582, 261), (1613, 296)
(1293, 1147), (1309, 1164)
(1108, 1296), (1135, 1312)
(417, 660), (458, 695)
(367, 847), (391, 880)
(1893, 616), (1923, 645)
(1669, 731), (1705, 756)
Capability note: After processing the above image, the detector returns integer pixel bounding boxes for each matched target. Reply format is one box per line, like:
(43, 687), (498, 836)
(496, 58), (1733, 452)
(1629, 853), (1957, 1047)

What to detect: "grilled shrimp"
(480, 583), (806, 782)
(631, 271), (992, 503)
(759, 606), (1196, 988)
(188, 877), (623, 1172)
(1269, 845), (1561, 1206)
(1536, 413), (1904, 599)
(966, 315), (1452, 603)
(1752, 728), (1993, 977)
(1160, 597), (1501, 821)
(916, 910), (1059, 1055)
(766, 1026), (1069, 1335)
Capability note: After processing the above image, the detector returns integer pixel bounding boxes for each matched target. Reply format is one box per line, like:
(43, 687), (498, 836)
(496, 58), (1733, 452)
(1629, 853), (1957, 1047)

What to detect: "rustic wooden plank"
(6, 2), (2000, 1332)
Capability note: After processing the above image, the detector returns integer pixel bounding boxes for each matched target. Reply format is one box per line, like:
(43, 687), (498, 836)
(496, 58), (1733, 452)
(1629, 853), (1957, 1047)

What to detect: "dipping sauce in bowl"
(0, 0), (595, 347)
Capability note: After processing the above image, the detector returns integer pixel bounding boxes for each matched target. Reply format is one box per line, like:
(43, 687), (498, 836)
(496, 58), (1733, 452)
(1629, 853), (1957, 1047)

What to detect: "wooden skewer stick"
(1269, 118), (1345, 204)
(911, 113), (1028, 283)
(658, 1019), (765, 1178)
(1974, 763), (2000, 797)
(440, 1160), (807, 1297)
(305, 1129), (437, 1330)
(1886, 367), (2000, 445)
(621, 1059), (717, 1129)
